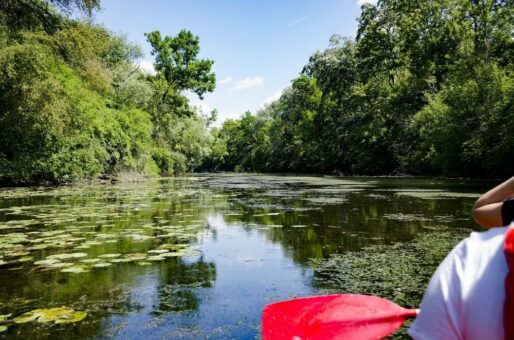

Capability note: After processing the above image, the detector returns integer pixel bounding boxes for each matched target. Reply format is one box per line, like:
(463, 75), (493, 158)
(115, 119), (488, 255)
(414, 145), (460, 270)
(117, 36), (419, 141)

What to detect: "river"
(0, 174), (491, 339)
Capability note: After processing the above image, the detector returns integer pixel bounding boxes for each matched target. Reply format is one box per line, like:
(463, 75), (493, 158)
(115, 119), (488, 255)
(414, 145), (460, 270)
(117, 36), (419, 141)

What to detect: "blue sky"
(93, 0), (375, 125)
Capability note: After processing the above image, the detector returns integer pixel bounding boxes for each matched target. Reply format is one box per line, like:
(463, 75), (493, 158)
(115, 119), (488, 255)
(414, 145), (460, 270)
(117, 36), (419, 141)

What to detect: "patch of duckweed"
(304, 197), (348, 205)
(311, 229), (470, 308)
(13, 306), (87, 324)
(394, 190), (480, 200)
(252, 213), (282, 217)
(306, 187), (366, 195)
(383, 213), (430, 222)
(286, 207), (322, 212)
(368, 194), (389, 200)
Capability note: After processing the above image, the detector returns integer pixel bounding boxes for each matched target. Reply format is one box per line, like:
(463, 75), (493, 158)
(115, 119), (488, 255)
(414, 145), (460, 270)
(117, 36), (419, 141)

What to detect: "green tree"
(145, 30), (215, 101)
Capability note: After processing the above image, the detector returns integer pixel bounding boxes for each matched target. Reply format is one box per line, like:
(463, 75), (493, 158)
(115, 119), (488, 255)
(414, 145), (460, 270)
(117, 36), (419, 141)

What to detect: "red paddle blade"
(262, 294), (418, 340)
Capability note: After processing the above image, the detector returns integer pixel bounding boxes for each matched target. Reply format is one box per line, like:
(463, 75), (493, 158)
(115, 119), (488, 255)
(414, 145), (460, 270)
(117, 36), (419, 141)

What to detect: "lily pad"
(46, 253), (88, 260)
(17, 256), (34, 263)
(60, 266), (89, 274)
(147, 249), (169, 254)
(80, 258), (101, 264)
(109, 258), (131, 263)
(0, 326), (7, 332)
(14, 307), (87, 324)
(92, 262), (112, 268)
(99, 253), (121, 259)
(162, 252), (185, 257)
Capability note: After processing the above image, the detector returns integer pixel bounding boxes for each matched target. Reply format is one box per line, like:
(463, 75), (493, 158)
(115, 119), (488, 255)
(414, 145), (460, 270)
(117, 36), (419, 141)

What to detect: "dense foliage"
(204, 0), (513, 178)
(0, 0), (215, 183)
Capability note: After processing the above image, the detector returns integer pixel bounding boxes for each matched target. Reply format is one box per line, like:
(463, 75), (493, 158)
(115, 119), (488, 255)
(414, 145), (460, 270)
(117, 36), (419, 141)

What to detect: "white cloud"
(231, 76), (264, 91)
(357, 0), (377, 5)
(217, 77), (233, 85)
(137, 59), (156, 75)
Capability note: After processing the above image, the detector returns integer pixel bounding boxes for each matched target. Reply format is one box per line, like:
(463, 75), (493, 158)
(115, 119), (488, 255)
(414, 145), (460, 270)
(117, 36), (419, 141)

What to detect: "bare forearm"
(474, 177), (514, 209)
(473, 177), (514, 228)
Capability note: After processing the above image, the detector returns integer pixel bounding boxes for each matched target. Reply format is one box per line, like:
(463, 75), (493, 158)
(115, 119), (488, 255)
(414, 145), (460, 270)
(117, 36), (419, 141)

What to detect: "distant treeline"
(202, 0), (514, 178)
(0, 0), (216, 184)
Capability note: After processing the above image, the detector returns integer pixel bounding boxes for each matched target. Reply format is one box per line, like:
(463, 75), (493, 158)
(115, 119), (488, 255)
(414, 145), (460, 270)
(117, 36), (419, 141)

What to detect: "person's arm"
(473, 177), (514, 228)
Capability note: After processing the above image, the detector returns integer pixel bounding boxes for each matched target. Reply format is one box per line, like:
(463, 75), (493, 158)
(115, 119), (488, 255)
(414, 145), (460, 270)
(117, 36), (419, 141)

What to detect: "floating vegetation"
(99, 253), (122, 259)
(394, 190), (480, 200)
(13, 307), (87, 324)
(61, 266), (90, 274)
(383, 213), (430, 222)
(252, 213), (282, 217)
(311, 229), (470, 308)
(92, 262), (112, 268)
(307, 187), (365, 194)
(304, 197), (348, 205)
(46, 253), (88, 260)
(147, 256), (166, 261)
(148, 249), (169, 254)
(367, 194), (389, 200)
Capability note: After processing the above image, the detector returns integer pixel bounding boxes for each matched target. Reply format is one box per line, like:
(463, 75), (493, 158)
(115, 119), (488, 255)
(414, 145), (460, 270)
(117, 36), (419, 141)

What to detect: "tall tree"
(145, 30), (216, 101)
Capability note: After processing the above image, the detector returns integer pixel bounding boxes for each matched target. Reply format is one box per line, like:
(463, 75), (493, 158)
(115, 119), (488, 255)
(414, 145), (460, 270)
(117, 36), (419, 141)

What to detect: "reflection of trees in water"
(153, 257), (216, 314)
(223, 183), (476, 266)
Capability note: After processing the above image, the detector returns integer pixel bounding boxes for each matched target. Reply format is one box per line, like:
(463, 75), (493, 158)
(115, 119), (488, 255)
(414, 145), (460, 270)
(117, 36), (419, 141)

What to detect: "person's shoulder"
(451, 226), (509, 266)
(466, 226), (509, 247)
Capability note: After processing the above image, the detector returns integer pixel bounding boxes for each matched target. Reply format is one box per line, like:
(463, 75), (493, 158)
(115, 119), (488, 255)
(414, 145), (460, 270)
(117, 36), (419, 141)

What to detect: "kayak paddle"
(262, 294), (418, 340)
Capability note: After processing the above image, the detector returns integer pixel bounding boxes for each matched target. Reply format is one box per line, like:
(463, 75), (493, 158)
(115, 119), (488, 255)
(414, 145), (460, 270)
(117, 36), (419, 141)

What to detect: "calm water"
(0, 174), (491, 339)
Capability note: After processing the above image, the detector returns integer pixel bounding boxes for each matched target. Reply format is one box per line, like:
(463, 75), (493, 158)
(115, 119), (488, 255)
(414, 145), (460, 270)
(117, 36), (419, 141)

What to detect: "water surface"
(0, 174), (490, 338)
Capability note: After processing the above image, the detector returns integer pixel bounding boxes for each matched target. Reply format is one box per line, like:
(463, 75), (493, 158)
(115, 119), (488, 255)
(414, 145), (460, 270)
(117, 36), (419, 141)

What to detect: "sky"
(93, 0), (376, 126)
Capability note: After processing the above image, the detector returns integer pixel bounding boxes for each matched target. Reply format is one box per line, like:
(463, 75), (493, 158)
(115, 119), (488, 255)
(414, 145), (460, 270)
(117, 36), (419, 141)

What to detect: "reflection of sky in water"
(100, 214), (314, 339)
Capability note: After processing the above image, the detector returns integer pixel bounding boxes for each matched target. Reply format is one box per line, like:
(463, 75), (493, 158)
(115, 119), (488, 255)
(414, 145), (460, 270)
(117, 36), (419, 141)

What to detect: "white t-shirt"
(408, 226), (509, 340)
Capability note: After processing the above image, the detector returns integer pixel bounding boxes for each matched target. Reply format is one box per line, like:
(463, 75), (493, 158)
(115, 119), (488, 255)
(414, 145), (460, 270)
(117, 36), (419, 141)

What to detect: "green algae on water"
(311, 229), (470, 308)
